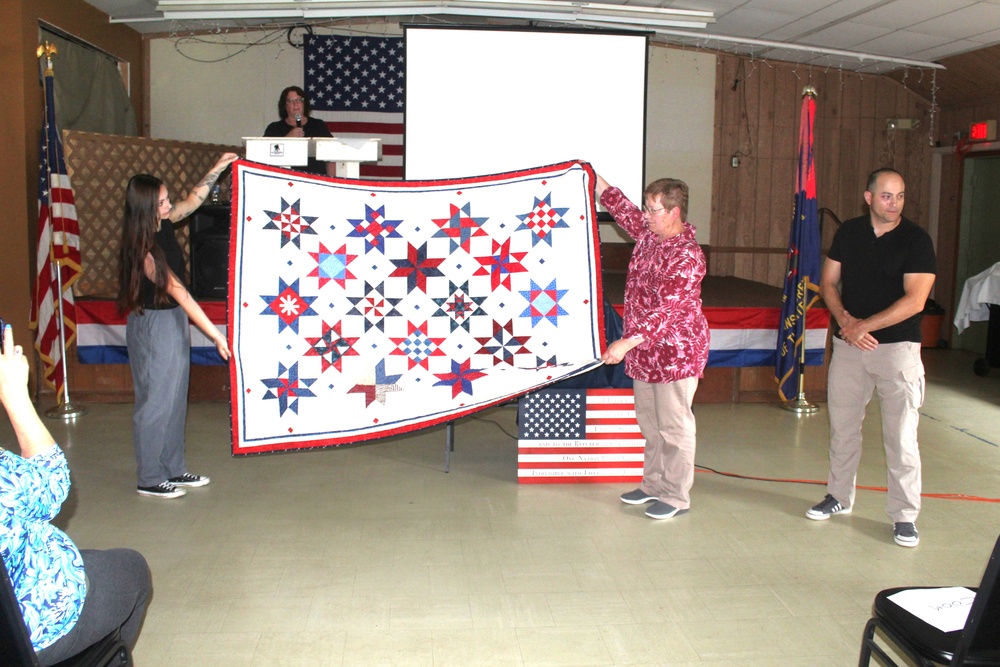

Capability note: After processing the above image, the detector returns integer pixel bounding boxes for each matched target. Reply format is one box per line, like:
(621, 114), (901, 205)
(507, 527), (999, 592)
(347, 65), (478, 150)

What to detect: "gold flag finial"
(802, 85), (817, 98)
(37, 41), (58, 74)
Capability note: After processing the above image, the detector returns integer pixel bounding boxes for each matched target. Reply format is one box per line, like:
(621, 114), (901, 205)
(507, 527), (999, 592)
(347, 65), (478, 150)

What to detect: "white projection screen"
(404, 26), (647, 206)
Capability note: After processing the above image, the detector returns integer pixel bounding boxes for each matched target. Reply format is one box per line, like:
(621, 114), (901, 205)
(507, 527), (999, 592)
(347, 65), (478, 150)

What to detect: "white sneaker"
(805, 494), (851, 520)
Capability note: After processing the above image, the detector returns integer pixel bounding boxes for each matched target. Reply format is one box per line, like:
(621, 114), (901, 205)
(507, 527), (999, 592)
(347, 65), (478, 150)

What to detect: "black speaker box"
(190, 204), (231, 300)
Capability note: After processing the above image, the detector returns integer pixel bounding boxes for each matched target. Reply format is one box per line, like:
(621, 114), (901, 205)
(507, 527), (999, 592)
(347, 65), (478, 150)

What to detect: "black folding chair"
(859, 534), (1000, 666)
(0, 556), (130, 667)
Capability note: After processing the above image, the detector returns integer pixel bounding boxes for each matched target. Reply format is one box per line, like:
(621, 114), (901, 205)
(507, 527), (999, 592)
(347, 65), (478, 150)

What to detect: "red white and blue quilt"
(229, 160), (604, 454)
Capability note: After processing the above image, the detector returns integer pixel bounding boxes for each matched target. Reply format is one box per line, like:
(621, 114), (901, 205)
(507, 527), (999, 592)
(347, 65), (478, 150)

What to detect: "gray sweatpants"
(126, 306), (190, 487)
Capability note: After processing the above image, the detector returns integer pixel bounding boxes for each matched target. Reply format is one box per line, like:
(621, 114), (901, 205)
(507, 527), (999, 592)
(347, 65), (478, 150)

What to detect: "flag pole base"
(45, 402), (87, 421)
(780, 395), (819, 414)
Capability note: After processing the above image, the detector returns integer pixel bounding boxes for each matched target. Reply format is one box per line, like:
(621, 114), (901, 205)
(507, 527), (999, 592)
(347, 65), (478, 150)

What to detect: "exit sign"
(970, 120), (997, 142)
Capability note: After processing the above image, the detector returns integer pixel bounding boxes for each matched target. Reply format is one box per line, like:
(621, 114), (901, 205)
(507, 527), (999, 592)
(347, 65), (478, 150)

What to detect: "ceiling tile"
(663, 0), (749, 13)
(711, 8), (804, 37)
(760, 17), (831, 41)
(910, 2), (1000, 39)
(806, 0), (899, 21)
(858, 0), (977, 29)
(798, 21), (895, 49)
(967, 26), (1000, 43)
(852, 30), (953, 58)
(908, 38), (989, 61)
(739, 0), (839, 12)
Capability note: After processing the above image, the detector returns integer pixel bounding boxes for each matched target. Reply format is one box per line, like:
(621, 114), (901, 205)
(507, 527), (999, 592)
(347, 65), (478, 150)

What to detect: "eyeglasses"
(642, 205), (665, 215)
(286, 97), (306, 104)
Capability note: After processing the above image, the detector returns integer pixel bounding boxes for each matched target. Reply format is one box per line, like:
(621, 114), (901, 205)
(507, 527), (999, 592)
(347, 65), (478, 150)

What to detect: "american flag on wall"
(304, 34), (403, 179)
(518, 389), (644, 484)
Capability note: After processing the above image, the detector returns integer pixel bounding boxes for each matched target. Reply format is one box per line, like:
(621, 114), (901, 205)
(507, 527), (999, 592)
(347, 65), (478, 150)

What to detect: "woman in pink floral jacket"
(596, 174), (710, 519)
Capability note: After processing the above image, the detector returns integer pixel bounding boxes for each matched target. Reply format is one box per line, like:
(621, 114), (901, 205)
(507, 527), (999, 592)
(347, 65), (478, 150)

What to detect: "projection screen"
(404, 26), (647, 207)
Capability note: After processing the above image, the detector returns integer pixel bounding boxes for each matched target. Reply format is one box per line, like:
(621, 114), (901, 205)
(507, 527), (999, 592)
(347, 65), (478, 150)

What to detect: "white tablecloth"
(955, 262), (1000, 333)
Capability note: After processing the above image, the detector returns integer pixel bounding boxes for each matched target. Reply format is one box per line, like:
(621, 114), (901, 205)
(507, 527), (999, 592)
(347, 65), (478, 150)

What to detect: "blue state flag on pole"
(776, 91), (821, 402)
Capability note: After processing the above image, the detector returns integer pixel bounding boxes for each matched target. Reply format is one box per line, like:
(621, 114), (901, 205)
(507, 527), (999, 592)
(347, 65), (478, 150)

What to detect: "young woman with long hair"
(116, 153), (237, 498)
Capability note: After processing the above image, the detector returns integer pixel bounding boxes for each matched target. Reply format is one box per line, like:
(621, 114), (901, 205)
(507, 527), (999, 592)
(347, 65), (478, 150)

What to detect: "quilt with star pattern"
(229, 159), (605, 454)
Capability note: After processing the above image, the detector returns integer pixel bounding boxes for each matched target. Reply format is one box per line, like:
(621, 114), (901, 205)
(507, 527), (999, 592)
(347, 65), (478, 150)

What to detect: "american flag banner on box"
(230, 159), (605, 454)
(304, 34), (403, 179)
(518, 388), (644, 484)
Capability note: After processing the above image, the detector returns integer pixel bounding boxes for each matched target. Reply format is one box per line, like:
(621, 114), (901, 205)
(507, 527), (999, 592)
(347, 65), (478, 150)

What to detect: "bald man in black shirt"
(805, 168), (936, 548)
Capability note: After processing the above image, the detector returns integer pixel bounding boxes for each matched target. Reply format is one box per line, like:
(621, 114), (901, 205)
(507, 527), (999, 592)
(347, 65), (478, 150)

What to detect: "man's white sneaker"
(806, 494), (851, 520)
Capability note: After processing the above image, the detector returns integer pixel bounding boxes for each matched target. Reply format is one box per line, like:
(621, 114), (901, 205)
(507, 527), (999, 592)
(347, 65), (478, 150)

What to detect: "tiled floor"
(8, 347), (1000, 665)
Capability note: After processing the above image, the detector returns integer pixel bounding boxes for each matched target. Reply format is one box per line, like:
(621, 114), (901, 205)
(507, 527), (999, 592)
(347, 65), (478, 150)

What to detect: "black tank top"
(140, 219), (185, 310)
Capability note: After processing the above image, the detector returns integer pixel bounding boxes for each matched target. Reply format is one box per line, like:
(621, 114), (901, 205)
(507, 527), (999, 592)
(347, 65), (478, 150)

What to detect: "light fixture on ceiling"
(154, 0), (714, 30)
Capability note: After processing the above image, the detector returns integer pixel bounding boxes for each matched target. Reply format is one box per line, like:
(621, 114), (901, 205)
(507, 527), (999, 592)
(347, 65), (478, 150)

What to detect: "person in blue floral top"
(0, 324), (151, 664)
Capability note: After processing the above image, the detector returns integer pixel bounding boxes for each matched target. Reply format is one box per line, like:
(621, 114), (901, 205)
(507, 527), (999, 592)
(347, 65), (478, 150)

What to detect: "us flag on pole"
(30, 63), (82, 400)
(518, 389), (644, 484)
(304, 34), (403, 179)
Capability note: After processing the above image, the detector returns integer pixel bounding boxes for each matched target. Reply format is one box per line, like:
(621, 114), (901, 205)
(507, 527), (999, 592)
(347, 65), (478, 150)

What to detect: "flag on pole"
(30, 57), (82, 400)
(776, 90), (821, 402)
(304, 34), (404, 179)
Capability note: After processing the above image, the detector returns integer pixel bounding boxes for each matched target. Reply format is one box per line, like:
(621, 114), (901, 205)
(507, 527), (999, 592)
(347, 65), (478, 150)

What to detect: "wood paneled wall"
(889, 44), (1000, 112)
(938, 95), (1000, 145)
(710, 54), (935, 287)
(901, 46), (1000, 162)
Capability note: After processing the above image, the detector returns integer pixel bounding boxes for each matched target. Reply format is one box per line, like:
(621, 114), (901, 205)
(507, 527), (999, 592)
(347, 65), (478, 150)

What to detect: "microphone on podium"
(295, 114), (302, 128)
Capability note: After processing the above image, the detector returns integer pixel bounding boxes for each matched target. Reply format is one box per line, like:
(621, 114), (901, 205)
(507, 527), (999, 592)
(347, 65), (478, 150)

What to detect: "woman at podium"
(263, 85), (337, 177)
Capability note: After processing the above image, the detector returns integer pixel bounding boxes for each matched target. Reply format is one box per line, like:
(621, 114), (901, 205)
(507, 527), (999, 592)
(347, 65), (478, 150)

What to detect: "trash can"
(921, 299), (945, 348)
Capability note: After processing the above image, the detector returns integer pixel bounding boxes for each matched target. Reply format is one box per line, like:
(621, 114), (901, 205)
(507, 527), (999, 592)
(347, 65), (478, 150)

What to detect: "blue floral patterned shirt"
(0, 445), (86, 651)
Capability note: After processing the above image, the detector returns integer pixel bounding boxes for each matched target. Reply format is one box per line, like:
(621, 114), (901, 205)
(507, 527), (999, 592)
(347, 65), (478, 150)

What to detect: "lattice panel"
(62, 131), (241, 297)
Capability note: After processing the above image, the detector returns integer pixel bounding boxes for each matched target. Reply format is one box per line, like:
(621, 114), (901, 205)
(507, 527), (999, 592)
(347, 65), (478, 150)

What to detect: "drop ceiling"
(79, 0), (1000, 73)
